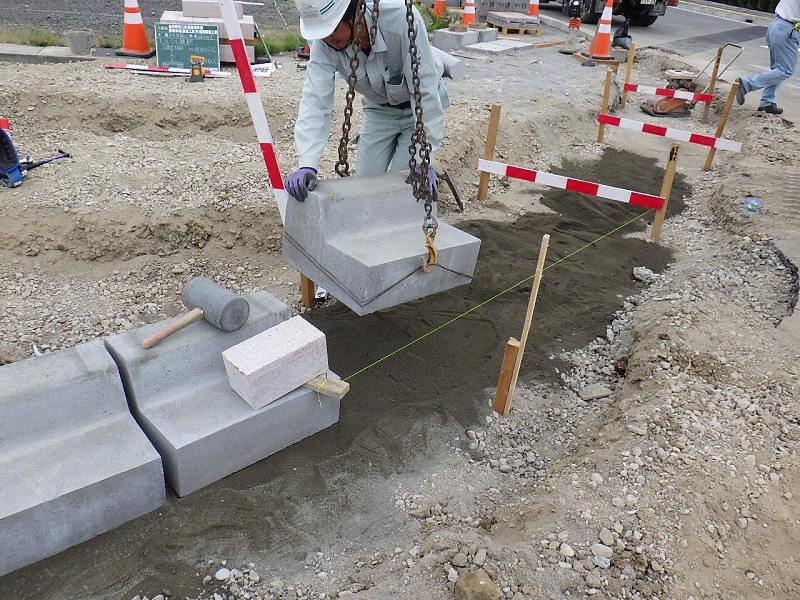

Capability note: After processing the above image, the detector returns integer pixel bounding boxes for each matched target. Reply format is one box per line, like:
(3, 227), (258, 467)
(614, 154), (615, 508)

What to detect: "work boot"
(734, 78), (746, 105)
(757, 103), (783, 115)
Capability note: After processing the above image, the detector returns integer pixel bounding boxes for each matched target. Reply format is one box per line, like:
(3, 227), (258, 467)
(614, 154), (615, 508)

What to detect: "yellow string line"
(342, 210), (653, 382)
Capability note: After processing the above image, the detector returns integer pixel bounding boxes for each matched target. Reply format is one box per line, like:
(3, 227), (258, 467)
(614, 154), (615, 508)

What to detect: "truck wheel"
(630, 14), (658, 25)
(580, 0), (600, 24)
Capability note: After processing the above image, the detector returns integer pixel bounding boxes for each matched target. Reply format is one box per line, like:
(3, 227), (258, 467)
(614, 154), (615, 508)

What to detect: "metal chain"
(404, 0), (436, 239)
(335, 0), (369, 177)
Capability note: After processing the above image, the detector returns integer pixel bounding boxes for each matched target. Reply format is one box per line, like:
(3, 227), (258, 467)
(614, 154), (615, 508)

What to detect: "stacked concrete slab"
(0, 341), (166, 577)
(282, 172), (481, 316)
(160, 0), (256, 63)
(105, 291), (341, 497)
(432, 26), (499, 52)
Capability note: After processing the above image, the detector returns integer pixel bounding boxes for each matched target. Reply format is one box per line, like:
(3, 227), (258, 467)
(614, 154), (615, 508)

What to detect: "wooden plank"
(477, 103), (502, 201)
(531, 40), (566, 48)
(300, 274), (316, 308)
(492, 337), (521, 415)
(504, 234), (550, 416)
(703, 82), (737, 171)
(303, 375), (350, 400)
(651, 143), (680, 240)
(597, 68), (613, 143)
(487, 22), (542, 36)
(620, 42), (636, 109)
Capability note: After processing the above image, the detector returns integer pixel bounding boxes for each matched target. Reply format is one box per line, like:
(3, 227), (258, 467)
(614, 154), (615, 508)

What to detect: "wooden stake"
(703, 82), (737, 172)
(477, 103), (502, 201)
(300, 274), (316, 308)
(620, 42), (636, 109)
(492, 338), (521, 415)
(651, 143), (680, 240)
(597, 69), (613, 143)
(303, 374), (350, 400)
(494, 234), (550, 416)
(701, 46), (724, 124)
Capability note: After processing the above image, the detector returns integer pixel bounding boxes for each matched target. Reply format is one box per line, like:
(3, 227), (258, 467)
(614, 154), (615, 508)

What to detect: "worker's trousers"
(740, 17), (799, 107)
(356, 82), (449, 175)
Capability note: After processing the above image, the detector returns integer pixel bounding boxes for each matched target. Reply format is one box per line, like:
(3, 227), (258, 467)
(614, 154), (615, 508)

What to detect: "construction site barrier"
(218, 0), (288, 223)
(104, 62), (231, 77)
(597, 113), (742, 152)
(623, 84), (713, 103)
(477, 159), (665, 210)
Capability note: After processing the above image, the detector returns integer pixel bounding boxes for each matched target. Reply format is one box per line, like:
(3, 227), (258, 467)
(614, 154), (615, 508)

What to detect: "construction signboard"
(155, 23), (220, 71)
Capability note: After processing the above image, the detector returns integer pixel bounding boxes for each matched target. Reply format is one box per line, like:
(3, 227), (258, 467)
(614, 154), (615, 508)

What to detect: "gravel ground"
(1, 13), (799, 600)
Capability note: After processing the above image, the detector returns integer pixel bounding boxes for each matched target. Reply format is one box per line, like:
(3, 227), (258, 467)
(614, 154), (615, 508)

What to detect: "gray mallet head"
(181, 276), (250, 332)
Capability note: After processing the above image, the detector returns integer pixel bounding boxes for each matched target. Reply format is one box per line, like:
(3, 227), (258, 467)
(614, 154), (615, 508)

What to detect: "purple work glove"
(284, 167), (318, 201)
(415, 165), (439, 200)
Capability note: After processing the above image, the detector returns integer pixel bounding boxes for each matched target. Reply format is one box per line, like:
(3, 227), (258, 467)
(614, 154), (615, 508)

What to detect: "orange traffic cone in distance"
(582, 0), (614, 60)
(433, 0), (447, 18)
(528, 0), (540, 18)
(117, 0), (155, 58)
(461, 0), (476, 25)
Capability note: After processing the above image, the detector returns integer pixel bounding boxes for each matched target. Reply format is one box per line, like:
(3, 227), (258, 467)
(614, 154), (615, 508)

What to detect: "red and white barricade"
(597, 114), (741, 152)
(477, 159), (665, 210)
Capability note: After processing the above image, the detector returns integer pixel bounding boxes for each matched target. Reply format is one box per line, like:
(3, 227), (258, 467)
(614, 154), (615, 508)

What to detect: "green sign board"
(155, 23), (220, 70)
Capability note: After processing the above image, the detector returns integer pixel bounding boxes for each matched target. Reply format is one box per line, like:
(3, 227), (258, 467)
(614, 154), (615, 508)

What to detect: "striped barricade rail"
(218, 0), (288, 222)
(104, 62), (231, 77)
(623, 84), (713, 103)
(597, 114), (742, 152)
(476, 159), (665, 210)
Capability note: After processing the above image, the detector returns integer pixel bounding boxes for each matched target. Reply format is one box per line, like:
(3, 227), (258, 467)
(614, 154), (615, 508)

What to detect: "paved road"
(540, 0), (800, 93)
(0, 0), (296, 37)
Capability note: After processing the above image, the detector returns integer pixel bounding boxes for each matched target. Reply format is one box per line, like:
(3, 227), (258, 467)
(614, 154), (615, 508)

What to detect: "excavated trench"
(2, 149), (688, 599)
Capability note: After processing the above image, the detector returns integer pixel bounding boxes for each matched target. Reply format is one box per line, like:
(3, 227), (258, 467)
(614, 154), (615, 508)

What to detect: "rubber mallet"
(141, 276), (250, 349)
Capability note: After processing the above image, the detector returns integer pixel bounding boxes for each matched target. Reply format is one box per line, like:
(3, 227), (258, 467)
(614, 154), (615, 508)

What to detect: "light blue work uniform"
(294, 0), (448, 175)
(739, 0), (800, 108)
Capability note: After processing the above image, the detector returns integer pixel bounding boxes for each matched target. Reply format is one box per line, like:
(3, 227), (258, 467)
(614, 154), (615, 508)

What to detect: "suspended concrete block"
(282, 172), (481, 316)
(0, 340), (166, 578)
(104, 291), (341, 497)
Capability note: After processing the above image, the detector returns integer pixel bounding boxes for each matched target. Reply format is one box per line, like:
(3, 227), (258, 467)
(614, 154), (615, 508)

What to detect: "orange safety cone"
(433, 0), (447, 18)
(461, 0), (476, 25)
(528, 0), (540, 19)
(581, 0), (614, 60)
(116, 0), (155, 58)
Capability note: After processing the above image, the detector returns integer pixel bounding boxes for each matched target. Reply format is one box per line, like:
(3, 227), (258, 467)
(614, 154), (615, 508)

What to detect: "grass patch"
(256, 30), (306, 57)
(0, 26), (63, 47)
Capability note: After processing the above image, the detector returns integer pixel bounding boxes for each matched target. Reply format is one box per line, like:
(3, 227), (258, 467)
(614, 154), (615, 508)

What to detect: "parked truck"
(552, 0), (678, 26)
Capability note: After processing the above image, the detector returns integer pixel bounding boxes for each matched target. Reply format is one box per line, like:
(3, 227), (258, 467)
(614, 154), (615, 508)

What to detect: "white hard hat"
(295, 0), (350, 40)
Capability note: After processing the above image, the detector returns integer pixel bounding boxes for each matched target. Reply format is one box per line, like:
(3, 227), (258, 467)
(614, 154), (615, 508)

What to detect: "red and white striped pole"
(477, 159), (665, 210)
(528, 0), (540, 20)
(219, 0), (288, 223)
(597, 114), (742, 151)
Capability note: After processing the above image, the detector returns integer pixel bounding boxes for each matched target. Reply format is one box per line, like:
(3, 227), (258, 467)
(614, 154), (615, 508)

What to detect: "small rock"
(591, 544), (613, 559)
(585, 571), (603, 587)
(215, 567), (231, 581)
(454, 568), (501, 600)
(409, 506), (432, 519)
(452, 552), (469, 567)
(579, 384), (612, 401)
(559, 543), (575, 558)
(599, 528), (614, 546)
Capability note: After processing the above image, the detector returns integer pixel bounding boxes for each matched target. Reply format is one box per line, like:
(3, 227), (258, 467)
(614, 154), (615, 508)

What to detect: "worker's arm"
(404, 7), (447, 163)
(295, 44), (338, 170)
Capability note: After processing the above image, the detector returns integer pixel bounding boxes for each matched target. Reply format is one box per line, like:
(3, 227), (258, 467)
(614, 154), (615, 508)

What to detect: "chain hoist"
(335, 0), (379, 177)
(333, 0), (437, 269)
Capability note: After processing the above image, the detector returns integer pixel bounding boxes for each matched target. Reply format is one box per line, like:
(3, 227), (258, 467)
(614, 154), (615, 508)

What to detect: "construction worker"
(735, 0), (800, 115)
(284, 0), (448, 201)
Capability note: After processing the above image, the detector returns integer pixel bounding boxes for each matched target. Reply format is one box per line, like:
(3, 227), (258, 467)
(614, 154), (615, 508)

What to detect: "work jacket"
(295, 0), (446, 170)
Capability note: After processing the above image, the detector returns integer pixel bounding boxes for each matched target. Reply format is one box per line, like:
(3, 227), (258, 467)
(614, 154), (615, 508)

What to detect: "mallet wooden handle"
(141, 307), (205, 349)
